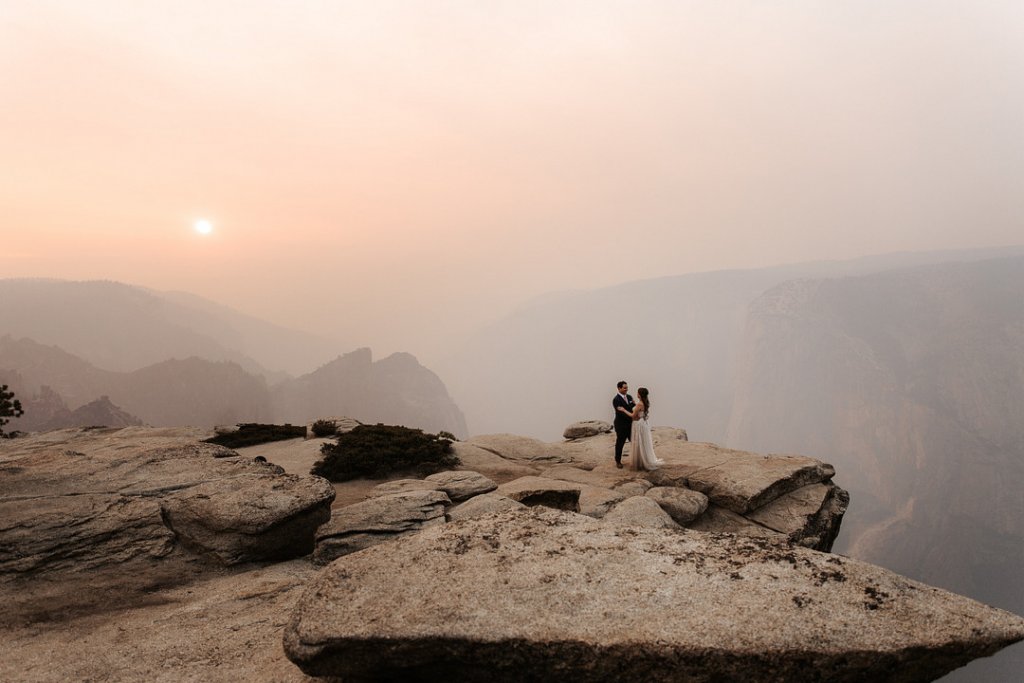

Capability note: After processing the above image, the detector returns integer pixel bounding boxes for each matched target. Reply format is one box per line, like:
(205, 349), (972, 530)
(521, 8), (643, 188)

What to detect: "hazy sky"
(2, 1), (1022, 360)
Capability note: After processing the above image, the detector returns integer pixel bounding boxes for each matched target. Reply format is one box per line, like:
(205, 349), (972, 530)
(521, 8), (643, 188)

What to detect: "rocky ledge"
(285, 507), (1024, 683)
(312, 426), (850, 566)
(2, 421), (1022, 682)
(0, 426), (334, 620)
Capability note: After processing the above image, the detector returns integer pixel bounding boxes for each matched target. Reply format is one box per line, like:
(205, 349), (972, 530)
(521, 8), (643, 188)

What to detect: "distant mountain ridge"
(0, 338), (466, 437)
(0, 279), (343, 377)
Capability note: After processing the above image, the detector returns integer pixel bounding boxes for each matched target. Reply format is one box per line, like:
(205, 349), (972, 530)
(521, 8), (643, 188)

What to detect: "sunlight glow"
(194, 219), (213, 235)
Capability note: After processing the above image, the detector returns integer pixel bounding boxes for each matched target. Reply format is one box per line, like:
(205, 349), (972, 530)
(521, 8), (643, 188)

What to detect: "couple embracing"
(612, 380), (663, 471)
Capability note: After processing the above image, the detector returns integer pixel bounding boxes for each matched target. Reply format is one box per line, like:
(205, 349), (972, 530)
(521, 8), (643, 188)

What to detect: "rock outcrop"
(313, 490), (450, 565)
(562, 419), (611, 439)
(0, 427), (335, 580)
(284, 507), (1024, 682)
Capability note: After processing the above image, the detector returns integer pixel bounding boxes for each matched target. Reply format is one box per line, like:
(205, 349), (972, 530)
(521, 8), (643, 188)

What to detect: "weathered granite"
(613, 479), (654, 497)
(494, 476), (581, 512)
(285, 507), (1024, 682)
(424, 470), (498, 502)
(540, 465), (632, 490)
(562, 420), (612, 440)
(313, 490), (450, 565)
(0, 427), (334, 573)
(448, 493), (526, 522)
(369, 479), (442, 498)
(601, 496), (681, 530)
(468, 434), (574, 465)
(449, 442), (539, 482)
(746, 482), (850, 551)
(644, 486), (709, 525)
(576, 485), (628, 519)
(160, 473), (335, 565)
(687, 504), (782, 540)
(685, 453), (836, 514)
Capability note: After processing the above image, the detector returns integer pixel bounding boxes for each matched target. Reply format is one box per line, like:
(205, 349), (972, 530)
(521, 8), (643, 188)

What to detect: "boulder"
(449, 442), (539, 481)
(601, 496), (681, 530)
(160, 473), (336, 565)
(284, 508), (1024, 682)
(577, 485), (628, 519)
(448, 494), (526, 522)
(494, 476), (581, 512)
(424, 470), (498, 501)
(685, 453), (836, 514)
(370, 479), (442, 498)
(0, 493), (175, 575)
(467, 434), (573, 465)
(746, 482), (850, 551)
(0, 428), (334, 575)
(313, 490), (450, 565)
(645, 486), (709, 525)
(562, 420), (612, 440)
(613, 479), (654, 497)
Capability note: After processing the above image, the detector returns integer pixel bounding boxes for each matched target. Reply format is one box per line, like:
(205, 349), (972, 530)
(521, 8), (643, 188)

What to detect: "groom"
(612, 380), (635, 469)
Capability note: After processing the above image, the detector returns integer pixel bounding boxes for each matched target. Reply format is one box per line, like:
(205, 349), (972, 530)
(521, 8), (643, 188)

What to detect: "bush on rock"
(204, 423), (307, 449)
(312, 424), (459, 481)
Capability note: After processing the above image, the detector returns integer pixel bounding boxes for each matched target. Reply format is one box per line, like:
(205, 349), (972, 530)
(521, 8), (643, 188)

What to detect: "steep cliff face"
(725, 258), (1024, 679)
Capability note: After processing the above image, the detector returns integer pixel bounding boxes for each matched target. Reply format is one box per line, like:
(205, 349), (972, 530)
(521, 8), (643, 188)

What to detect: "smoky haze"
(2, 1), (1023, 362)
(3, 4), (1024, 680)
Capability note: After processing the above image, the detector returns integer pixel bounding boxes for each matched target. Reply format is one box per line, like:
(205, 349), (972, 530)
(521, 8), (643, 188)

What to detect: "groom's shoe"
(615, 461), (623, 469)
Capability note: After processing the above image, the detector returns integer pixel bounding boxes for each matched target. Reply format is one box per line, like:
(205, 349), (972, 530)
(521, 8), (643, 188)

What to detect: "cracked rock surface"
(285, 507), (1024, 683)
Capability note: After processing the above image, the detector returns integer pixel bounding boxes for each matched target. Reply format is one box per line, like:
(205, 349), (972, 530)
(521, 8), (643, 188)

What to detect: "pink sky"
(2, 1), (1023, 360)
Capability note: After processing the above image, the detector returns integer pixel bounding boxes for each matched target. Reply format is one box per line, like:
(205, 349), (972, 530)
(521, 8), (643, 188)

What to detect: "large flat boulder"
(576, 484), (628, 519)
(369, 479), (442, 497)
(601, 496), (681, 530)
(468, 434), (574, 465)
(562, 420), (612, 440)
(448, 493), (526, 522)
(644, 486), (709, 525)
(746, 482), (850, 551)
(313, 490), (450, 564)
(0, 428), (335, 574)
(494, 476), (581, 512)
(424, 470), (498, 501)
(685, 452), (836, 514)
(449, 442), (539, 482)
(160, 473), (336, 565)
(0, 493), (175, 575)
(285, 508), (1024, 682)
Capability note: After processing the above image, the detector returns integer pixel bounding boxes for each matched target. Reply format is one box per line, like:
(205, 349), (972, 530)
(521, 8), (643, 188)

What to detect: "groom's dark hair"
(617, 381), (627, 389)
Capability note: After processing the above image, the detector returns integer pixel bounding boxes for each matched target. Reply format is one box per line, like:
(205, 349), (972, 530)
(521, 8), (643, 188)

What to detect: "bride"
(628, 387), (663, 471)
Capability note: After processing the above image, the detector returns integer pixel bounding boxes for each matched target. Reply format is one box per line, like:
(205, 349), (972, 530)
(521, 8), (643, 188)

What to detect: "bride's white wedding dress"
(629, 411), (663, 471)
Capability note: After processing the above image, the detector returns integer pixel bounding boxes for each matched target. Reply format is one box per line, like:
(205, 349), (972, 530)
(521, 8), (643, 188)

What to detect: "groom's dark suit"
(612, 392), (635, 465)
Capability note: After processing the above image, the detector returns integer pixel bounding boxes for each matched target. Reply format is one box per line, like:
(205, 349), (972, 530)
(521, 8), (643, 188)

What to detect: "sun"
(194, 219), (213, 235)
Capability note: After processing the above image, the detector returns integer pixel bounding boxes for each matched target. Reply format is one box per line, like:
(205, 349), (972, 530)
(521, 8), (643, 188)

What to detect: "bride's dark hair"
(637, 387), (650, 414)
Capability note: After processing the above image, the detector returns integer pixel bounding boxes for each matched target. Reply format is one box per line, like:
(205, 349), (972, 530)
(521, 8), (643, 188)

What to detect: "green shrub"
(204, 423), (307, 449)
(311, 419), (338, 438)
(312, 423), (459, 481)
(437, 430), (459, 442)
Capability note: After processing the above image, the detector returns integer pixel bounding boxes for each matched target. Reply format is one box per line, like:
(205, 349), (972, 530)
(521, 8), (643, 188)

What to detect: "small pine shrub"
(311, 419), (338, 438)
(312, 423), (459, 482)
(437, 430), (458, 442)
(204, 423), (307, 449)
(0, 384), (24, 438)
